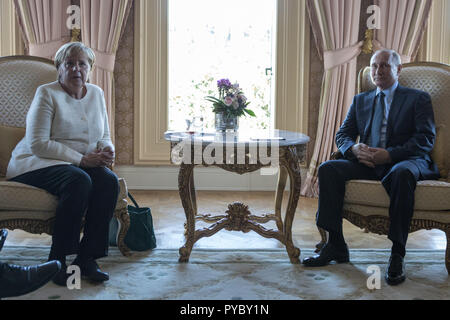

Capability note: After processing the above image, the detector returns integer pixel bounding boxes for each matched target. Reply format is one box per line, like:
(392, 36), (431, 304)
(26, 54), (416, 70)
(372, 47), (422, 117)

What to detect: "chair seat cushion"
(345, 179), (450, 211)
(0, 178), (128, 212)
(0, 181), (58, 211)
(0, 210), (55, 221)
(343, 203), (450, 224)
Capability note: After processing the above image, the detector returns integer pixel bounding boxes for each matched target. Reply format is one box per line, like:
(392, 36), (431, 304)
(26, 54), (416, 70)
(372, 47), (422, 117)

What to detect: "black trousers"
(0, 263), (6, 278)
(10, 165), (119, 260)
(316, 159), (421, 247)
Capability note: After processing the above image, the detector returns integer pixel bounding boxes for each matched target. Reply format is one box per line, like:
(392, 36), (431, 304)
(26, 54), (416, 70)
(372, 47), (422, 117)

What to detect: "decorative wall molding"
(275, 0), (310, 135)
(0, 0), (23, 56)
(115, 165), (307, 191)
(425, 0), (450, 64)
(134, 0), (170, 165)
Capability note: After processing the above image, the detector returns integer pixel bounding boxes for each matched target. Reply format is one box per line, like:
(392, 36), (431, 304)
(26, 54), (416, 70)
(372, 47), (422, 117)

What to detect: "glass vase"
(214, 113), (239, 132)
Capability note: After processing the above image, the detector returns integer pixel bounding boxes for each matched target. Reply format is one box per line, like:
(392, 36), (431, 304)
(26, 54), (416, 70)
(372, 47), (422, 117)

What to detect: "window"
(168, 0), (277, 131)
(134, 0), (309, 164)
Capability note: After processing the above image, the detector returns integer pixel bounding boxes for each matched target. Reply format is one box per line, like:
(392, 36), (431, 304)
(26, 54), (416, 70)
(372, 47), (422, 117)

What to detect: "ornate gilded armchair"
(0, 55), (131, 256)
(316, 62), (450, 273)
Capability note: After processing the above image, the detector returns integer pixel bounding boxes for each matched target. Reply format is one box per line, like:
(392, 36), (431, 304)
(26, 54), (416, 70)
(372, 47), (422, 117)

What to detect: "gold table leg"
(316, 227), (328, 253)
(190, 172), (197, 216)
(279, 146), (302, 264)
(178, 163), (196, 262)
(274, 166), (288, 232)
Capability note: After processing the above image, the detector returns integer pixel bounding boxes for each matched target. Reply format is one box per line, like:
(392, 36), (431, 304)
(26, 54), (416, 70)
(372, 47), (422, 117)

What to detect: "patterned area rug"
(2, 246), (449, 300)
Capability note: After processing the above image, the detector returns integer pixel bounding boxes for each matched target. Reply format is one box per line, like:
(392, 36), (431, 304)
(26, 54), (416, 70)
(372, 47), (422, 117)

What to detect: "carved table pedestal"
(165, 130), (309, 263)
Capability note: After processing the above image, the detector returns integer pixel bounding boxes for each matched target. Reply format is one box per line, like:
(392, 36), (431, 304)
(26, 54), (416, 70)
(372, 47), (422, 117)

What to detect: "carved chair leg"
(315, 226), (328, 253)
(115, 207), (131, 256)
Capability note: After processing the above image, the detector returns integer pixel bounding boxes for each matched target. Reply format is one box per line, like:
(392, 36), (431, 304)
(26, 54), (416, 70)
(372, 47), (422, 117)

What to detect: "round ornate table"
(164, 129), (309, 263)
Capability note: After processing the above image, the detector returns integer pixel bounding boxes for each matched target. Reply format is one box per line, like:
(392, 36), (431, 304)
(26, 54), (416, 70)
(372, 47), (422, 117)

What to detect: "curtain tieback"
(92, 49), (116, 73)
(323, 41), (364, 70)
(28, 38), (68, 60)
(372, 40), (412, 63)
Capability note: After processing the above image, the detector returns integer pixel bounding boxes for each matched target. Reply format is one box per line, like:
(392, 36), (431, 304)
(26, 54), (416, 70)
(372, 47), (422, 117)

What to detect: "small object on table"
(185, 119), (192, 131)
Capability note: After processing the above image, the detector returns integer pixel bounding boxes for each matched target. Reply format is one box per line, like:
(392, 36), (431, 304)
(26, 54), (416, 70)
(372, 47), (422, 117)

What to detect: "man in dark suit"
(302, 49), (440, 285)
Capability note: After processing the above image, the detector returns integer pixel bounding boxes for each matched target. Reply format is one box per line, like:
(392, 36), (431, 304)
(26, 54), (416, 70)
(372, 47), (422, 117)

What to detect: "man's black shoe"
(72, 258), (109, 282)
(0, 260), (61, 298)
(0, 229), (8, 252)
(302, 242), (350, 267)
(385, 253), (406, 285)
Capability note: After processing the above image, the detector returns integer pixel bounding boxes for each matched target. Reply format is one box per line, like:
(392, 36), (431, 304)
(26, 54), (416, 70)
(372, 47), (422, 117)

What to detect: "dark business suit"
(317, 85), (440, 247)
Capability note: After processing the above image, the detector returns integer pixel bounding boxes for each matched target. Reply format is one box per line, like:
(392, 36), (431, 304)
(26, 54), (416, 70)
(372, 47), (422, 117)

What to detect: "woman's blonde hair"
(54, 42), (96, 71)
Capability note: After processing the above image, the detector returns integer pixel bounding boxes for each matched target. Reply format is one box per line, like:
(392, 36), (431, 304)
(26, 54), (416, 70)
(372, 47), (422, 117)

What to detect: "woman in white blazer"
(7, 42), (119, 286)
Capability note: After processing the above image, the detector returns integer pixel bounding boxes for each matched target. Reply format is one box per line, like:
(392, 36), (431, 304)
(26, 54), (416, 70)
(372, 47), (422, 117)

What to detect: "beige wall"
(114, 3), (135, 165)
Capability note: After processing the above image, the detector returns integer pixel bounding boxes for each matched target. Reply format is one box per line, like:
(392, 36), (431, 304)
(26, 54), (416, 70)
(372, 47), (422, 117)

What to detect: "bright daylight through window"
(168, 0), (277, 132)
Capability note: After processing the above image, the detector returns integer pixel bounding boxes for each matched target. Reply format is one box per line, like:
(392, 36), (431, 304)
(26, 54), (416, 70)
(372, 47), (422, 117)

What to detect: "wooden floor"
(6, 190), (446, 251)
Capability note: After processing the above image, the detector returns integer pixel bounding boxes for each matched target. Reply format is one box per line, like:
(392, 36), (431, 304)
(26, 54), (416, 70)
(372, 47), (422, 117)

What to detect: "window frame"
(0, 0), (23, 57)
(424, 0), (450, 64)
(134, 0), (310, 165)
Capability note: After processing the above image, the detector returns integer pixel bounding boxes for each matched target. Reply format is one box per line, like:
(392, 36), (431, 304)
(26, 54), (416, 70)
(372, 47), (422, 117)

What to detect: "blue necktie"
(370, 92), (385, 148)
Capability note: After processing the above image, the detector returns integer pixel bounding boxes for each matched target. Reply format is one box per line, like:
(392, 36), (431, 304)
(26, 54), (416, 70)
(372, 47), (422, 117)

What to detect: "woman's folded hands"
(80, 146), (115, 168)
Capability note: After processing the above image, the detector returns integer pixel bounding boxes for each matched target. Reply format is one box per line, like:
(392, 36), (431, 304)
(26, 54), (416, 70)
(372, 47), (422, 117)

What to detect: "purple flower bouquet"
(205, 78), (256, 118)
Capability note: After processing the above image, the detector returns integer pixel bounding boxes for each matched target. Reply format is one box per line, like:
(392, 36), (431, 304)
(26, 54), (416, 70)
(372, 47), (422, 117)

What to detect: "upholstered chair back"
(0, 56), (57, 176)
(0, 56), (57, 127)
(358, 62), (450, 181)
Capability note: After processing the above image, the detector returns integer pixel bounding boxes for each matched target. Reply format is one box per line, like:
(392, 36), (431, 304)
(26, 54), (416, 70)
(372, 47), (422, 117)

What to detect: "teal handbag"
(109, 192), (157, 251)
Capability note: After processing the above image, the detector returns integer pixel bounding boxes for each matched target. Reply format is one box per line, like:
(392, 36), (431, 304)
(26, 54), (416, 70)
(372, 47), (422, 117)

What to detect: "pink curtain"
(373, 0), (432, 62)
(14, 0), (71, 59)
(80, 0), (133, 144)
(301, 0), (362, 197)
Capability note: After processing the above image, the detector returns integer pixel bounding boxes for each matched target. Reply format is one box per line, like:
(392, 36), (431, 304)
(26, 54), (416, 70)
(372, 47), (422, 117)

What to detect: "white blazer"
(6, 81), (114, 179)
